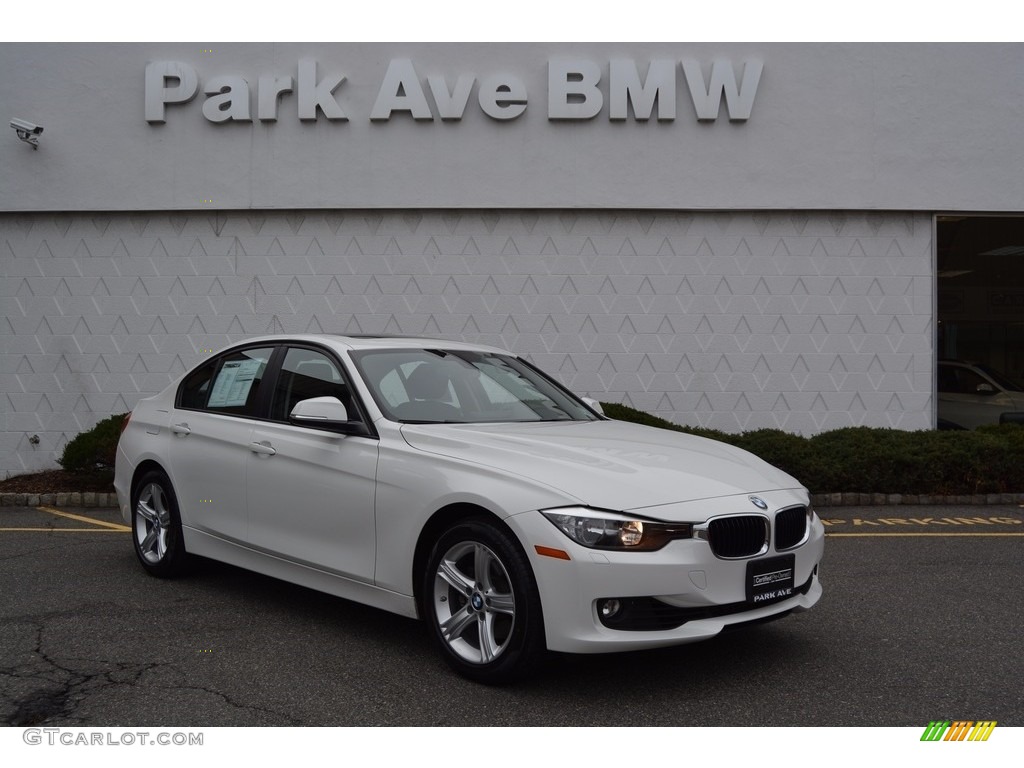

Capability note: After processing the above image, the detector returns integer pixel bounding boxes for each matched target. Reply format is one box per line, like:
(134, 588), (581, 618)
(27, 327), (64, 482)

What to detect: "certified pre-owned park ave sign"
(145, 58), (763, 124)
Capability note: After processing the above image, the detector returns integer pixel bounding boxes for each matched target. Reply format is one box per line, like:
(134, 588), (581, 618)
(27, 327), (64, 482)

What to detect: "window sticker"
(208, 358), (262, 408)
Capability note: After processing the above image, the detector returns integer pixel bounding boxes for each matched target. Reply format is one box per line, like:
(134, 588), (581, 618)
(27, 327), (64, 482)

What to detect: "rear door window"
(177, 347), (274, 417)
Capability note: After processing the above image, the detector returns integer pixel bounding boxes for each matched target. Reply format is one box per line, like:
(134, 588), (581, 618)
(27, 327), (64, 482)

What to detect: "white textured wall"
(0, 210), (934, 476)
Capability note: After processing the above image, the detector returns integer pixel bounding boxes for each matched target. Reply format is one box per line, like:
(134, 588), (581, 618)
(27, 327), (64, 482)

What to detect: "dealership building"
(1, 43), (1022, 477)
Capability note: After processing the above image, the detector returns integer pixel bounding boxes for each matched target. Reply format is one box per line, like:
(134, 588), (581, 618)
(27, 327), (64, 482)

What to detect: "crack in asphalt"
(1, 616), (302, 726)
(0, 540), (69, 563)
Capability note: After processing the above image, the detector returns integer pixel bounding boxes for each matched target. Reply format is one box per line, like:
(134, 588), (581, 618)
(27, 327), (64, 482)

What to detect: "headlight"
(541, 507), (692, 552)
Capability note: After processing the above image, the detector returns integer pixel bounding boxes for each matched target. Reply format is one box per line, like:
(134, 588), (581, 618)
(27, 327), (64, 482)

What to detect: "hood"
(400, 419), (802, 511)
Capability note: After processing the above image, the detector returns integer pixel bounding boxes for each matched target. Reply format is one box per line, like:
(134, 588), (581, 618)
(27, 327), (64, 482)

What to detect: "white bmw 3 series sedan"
(114, 334), (824, 683)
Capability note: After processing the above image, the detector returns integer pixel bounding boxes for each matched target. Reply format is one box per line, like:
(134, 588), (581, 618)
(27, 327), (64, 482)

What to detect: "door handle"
(250, 441), (277, 456)
(171, 423), (191, 436)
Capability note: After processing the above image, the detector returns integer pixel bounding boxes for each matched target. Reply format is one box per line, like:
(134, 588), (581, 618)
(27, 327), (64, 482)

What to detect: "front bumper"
(505, 496), (825, 654)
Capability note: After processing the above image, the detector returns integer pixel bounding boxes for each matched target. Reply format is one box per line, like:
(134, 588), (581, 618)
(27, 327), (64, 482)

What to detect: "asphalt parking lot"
(1, 503), (1022, 727)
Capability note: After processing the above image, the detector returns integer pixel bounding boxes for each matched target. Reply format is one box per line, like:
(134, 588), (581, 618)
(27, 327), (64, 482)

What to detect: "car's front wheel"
(131, 469), (188, 578)
(424, 519), (545, 684)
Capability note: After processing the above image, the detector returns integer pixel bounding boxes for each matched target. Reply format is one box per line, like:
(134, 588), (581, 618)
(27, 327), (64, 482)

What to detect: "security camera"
(11, 118), (43, 149)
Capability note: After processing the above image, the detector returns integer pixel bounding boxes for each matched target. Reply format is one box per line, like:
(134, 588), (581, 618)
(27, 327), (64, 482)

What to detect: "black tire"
(423, 518), (545, 684)
(131, 469), (188, 578)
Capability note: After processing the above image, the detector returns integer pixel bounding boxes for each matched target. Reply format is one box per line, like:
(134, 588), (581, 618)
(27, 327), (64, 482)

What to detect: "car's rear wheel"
(131, 469), (188, 577)
(424, 519), (545, 684)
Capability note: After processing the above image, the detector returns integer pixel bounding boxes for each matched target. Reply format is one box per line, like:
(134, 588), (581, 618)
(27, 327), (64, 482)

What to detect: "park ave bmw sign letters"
(144, 58), (763, 124)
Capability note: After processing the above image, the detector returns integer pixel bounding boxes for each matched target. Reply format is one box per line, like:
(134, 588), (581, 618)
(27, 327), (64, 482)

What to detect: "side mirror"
(289, 397), (366, 435)
(582, 397), (605, 416)
(976, 383), (997, 395)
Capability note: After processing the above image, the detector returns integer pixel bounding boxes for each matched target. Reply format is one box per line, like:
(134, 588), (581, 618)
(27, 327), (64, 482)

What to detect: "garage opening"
(936, 215), (1024, 428)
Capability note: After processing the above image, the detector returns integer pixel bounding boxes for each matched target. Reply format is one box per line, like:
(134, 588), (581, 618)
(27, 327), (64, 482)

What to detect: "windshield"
(351, 349), (600, 424)
(974, 363), (1024, 392)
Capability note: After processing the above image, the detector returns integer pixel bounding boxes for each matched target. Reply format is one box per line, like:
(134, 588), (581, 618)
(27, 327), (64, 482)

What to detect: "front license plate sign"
(746, 554), (795, 605)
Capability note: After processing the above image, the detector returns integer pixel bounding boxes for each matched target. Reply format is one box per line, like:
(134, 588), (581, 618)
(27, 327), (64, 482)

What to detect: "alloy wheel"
(135, 481), (171, 564)
(431, 541), (516, 664)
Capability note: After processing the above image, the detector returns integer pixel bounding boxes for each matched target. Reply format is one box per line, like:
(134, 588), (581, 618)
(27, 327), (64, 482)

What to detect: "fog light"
(599, 599), (622, 618)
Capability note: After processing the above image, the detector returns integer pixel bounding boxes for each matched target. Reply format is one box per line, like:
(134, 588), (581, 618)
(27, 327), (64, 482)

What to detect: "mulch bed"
(0, 469), (115, 494)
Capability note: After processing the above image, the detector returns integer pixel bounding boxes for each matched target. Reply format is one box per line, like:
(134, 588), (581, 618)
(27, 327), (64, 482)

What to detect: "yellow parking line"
(37, 506), (131, 532)
(0, 528), (129, 532)
(826, 532), (1024, 538)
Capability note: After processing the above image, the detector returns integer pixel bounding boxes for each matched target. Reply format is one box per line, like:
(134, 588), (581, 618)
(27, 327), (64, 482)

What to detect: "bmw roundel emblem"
(748, 495), (768, 510)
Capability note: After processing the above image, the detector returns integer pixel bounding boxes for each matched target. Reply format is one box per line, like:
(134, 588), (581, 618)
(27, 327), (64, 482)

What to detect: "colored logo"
(748, 496), (768, 510)
(920, 721), (997, 741)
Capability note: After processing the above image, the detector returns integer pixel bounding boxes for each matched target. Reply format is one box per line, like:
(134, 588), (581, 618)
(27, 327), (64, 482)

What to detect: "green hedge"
(58, 413), (129, 475)
(600, 402), (1024, 495)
